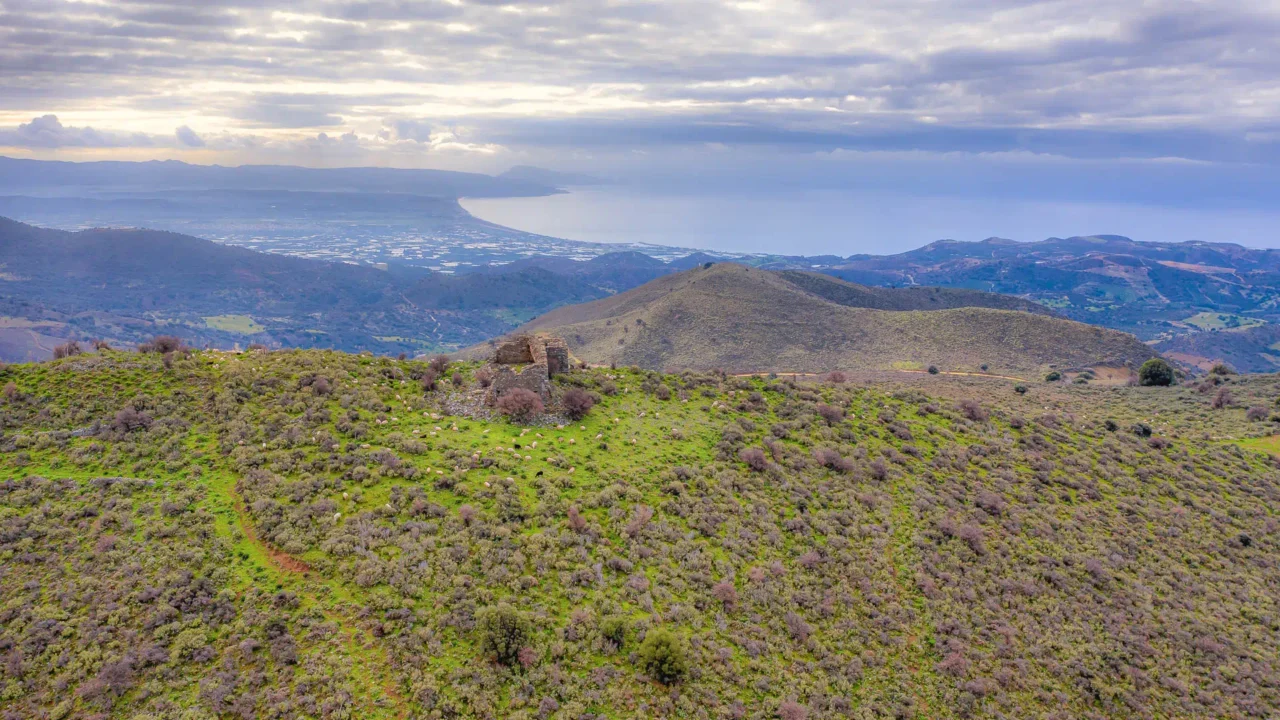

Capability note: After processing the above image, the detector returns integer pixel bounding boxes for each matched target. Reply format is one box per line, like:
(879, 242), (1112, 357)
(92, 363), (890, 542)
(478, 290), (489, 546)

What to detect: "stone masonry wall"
(486, 333), (570, 404)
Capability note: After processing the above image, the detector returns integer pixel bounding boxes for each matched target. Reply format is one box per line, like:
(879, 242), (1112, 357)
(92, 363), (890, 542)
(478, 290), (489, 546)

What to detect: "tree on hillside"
(139, 335), (184, 354)
(637, 628), (689, 684)
(476, 603), (531, 666)
(1138, 358), (1175, 387)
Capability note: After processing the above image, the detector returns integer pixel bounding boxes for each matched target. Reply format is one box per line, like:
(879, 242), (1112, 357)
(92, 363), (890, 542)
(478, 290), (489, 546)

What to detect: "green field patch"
(1237, 435), (1280, 456)
(204, 314), (266, 333)
(1184, 311), (1266, 332)
(488, 307), (541, 325)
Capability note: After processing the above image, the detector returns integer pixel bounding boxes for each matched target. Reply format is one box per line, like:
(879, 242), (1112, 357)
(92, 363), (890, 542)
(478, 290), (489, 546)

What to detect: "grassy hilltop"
(512, 263), (1156, 375)
(1, 349), (1279, 719)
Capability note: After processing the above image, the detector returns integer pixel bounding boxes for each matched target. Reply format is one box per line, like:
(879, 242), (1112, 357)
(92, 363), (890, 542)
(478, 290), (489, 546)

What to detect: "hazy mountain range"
(0, 217), (1153, 379)
(1, 155), (1277, 372)
(0, 155), (560, 198)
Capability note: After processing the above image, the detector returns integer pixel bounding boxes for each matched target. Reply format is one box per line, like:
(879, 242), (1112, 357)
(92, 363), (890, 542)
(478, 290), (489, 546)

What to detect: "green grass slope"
(2, 350), (1278, 719)
(512, 263), (1155, 375)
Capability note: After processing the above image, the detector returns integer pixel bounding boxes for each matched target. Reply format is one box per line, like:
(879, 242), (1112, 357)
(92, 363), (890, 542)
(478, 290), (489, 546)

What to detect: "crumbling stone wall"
(489, 364), (552, 402)
(545, 337), (569, 376)
(486, 333), (570, 403)
(494, 336), (536, 364)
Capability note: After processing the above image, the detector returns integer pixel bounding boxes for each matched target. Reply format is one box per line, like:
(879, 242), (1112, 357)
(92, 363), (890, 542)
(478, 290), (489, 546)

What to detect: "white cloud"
(0, 0), (1275, 170)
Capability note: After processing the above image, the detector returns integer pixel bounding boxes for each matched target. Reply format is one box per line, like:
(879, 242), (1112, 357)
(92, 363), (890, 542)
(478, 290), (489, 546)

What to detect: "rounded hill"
(507, 263), (1157, 375)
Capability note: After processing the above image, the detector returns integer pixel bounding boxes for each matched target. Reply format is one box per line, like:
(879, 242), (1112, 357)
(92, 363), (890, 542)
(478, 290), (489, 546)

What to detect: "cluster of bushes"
(0, 476), (351, 719)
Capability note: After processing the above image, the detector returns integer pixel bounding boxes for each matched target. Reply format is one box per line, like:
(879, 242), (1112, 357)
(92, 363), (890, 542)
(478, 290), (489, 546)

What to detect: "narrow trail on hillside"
(229, 486), (313, 574)
(220, 475), (410, 716)
(896, 369), (1026, 381)
(201, 437), (410, 719)
(880, 471), (942, 719)
(732, 369), (1027, 381)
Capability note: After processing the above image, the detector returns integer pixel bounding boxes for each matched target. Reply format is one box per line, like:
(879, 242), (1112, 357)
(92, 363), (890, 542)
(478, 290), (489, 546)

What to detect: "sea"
(461, 187), (1280, 256)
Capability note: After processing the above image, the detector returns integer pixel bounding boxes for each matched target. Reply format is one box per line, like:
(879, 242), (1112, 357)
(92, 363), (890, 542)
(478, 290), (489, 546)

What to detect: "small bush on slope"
(496, 387), (543, 421)
(561, 387), (595, 420)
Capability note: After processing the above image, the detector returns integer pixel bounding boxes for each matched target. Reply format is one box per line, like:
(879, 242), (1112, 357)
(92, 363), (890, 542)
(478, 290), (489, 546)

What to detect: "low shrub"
(812, 448), (853, 473)
(562, 388), (595, 420)
(739, 447), (768, 472)
(138, 335), (184, 354)
(957, 399), (989, 422)
(599, 616), (628, 646)
(421, 369), (439, 392)
(1211, 387), (1234, 410)
(498, 388), (544, 422)
(52, 341), (82, 359)
(815, 403), (844, 426)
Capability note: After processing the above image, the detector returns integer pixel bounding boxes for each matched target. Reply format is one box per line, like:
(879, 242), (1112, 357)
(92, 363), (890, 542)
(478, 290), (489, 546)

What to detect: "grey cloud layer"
(0, 115), (156, 148)
(0, 0), (1277, 165)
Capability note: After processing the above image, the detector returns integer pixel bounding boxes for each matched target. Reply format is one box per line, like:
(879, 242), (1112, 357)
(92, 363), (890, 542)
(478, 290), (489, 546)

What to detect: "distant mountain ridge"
(491, 263), (1156, 375)
(820, 234), (1280, 372)
(468, 233), (1280, 372)
(0, 217), (603, 359)
(0, 155), (559, 198)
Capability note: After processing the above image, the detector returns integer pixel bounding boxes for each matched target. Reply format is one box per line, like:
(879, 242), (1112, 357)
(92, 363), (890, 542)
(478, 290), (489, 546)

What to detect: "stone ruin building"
(486, 333), (570, 402)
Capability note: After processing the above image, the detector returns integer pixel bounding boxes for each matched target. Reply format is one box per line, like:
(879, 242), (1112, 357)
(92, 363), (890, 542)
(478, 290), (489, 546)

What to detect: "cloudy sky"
(1, 0), (1278, 246)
